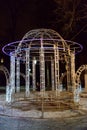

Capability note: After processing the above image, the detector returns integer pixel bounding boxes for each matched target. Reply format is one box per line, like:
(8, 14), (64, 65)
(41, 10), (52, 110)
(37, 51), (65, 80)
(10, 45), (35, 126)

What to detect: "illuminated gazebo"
(2, 29), (83, 103)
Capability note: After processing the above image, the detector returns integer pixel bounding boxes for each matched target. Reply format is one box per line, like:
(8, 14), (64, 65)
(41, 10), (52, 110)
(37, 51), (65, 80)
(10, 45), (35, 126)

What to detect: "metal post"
(47, 63), (50, 89)
(26, 49), (30, 97)
(16, 58), (20, 92)
(71, 52), (75, 92)
(32, 57), (36, 91)
(84, 70), (87, 92)
(6, 83), (11, 103)
(51, 57), (55, 91)
(10, 54), (15, 94)
(40, 38), (45, 92)
(66, 56), (71, 91)
(54, 44), (60, 94)
(41, 96), (44, 118)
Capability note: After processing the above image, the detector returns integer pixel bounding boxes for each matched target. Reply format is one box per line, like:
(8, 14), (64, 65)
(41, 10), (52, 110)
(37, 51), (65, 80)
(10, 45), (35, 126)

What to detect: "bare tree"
(51, 0), (87, 39)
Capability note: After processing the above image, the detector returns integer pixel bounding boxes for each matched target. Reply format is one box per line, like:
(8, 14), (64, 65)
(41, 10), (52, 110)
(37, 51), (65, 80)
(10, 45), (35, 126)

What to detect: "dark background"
(0, 0), (87, 86)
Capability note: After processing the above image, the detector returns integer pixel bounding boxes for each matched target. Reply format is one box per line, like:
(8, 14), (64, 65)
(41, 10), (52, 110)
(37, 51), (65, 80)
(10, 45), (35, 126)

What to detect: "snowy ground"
(0, 114), (87, 130)
(0, 93), (87, 118)
(0, 93), (87, 129)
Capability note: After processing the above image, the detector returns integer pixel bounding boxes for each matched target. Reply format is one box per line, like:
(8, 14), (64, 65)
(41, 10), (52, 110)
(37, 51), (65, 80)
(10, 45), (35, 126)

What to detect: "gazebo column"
(16, 58), (20, 92)
(32, 57), (36, 91)
(71, 52), (75, 92)
(66, 56), (71, 91)
(6, 83), (11, 103)
(10, 54), (15, 94)
(6, 54), (15, 102)
(70, 52), (79, 102)
(25, 49), (30, 97)
(51, 58), (55, 91)
(54, 44), (60, 92)
(47, 63), (50, 89)
(84, 70), (87, 92)
(40, 38), (45, 91)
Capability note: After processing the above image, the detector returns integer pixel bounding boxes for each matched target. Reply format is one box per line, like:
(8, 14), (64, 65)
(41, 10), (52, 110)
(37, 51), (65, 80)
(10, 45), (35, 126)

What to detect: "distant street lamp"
(1, 58), (4, 63)
(33, 58), (37, 65)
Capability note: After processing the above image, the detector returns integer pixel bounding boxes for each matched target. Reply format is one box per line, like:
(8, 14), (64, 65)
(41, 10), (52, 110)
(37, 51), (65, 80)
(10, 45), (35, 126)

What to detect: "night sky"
(0, 0), (87, 71)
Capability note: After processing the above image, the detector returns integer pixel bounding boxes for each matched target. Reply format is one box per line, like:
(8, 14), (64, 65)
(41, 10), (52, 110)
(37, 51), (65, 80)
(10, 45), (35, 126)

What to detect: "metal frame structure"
(76, 65), (87, 91)
(2, 29), (83, 103)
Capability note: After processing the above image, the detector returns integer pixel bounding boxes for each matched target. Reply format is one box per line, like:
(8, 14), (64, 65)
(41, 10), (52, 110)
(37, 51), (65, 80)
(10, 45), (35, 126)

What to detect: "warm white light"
(33, 59), (37, 64)
(29, 69), (31, 72)
(1, 58), (4, 63)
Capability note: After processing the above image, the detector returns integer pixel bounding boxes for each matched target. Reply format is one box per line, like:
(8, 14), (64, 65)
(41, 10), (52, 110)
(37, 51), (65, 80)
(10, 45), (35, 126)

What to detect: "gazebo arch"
(76, 64), (87, 91)
(0, 65), (9, 85)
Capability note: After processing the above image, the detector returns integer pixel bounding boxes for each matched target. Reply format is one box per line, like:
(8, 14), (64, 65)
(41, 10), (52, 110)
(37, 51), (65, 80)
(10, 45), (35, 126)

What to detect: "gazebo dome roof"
(2, 28), (83, 61)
